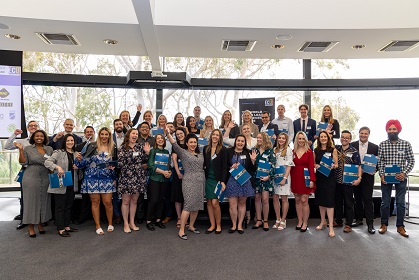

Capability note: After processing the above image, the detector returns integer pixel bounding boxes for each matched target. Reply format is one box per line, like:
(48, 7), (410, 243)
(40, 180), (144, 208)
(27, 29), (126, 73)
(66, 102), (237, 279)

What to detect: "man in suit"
(293, 104), (316, 148)
(351, 126), (379, 234)
(49, 118), (82, 150)
(258, 111), (279, 145)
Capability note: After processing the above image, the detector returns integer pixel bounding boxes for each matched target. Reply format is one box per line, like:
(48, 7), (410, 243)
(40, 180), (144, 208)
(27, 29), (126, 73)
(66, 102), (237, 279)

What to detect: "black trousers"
(353, 177), (374, 225)
(146, 180), (168, 222)
(335, 183), (354, 226)
(54, 187), (75, 231)
(19, 182), (24, 217)
(163, 181), (173, 218)
(136, 193), (146, 221)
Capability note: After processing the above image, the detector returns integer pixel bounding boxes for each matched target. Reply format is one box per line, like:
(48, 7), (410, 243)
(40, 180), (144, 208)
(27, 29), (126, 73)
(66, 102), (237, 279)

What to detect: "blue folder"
(177, 159), (184, 175)
(197, 119), (205, 129)
(256, 159), (271, 179)
(151, 127), (164, 136)
(49, 171), (73, 188)
(265, 129), (276, 145)
(316, 122), (328, 136)
(274, 166), (288, 184)
(214, 181), (225, 202)
(15, 169), (24, 183)
(304, 168), (310, 187)
(198, 137), (208, 152)
(230, 163), (252, 186)
(154, 153), (170, 171)
(278, 128), (288, 134)
(318, 155), (333, 177)
(343, 164), (359, 183)
(384, 164), (401, 184)
(362, 154), (378, 174)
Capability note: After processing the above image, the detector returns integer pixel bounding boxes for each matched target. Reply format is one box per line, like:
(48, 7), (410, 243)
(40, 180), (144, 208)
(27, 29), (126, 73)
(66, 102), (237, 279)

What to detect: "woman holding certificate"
(253, 132), (276, 231)
(203, 129), (227, 234)
(167, 130), (205, 240)
(16, 130), (53, 238)
(44, 134), (78, 237)
(171, 127), (187, 227)
(146, 134), (171, 231)
(291, 131), (316, 232)
(75, 127), (117, 235)
(314, 131), (338, 237)
(117, 128), (150, 233)
(272, 132), (294, 231)
(225, 135), (257, 234)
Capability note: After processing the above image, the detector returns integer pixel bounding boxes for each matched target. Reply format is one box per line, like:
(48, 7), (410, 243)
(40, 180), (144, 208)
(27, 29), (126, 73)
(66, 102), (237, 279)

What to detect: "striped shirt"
(335, 145), (361, 184)
(378, 138), (415, 176)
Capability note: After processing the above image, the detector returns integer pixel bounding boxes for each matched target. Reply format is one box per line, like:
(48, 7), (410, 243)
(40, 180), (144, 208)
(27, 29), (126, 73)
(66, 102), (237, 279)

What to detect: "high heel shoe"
(295, 223), (303, 230)
(263, 220), (269, 231)
(316, 222), (327, 231)
(300, 223), (308, 232)
(329, 229), (335, 237)
(28, 230), (36, 238)
(38, 226), (45, 234)
(252, 220), (262, 229)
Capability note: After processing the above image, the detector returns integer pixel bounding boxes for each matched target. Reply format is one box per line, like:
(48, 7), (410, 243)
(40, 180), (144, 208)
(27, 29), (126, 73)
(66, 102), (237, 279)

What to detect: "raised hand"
(13, 142), (23, 150)
(14, 129), (23, 136)
(137, 104), (142, 112)
(143, 142), (151, 154)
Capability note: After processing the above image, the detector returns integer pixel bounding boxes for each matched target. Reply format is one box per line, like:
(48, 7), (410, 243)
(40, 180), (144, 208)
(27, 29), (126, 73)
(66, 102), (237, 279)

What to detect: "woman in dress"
(75, 127), (117, 235)
(186, 116), (201, 135)
(225, 135), (257, 234)
(253, 132), (276, 231)
(321, 105), (340, 140)
(142, 110), (155, 128)
(147, 134), (171, 231)
(272, 132), (294, 231)
(16, 130), (53, 238)
(220, 110), (240, 138)
(240, 110), (259, 137)
(314, 131), (338, 237)
(203, 129), (227, 234)
(291, 131), (316, 232)
(119, 104), (142, 133)
(200, 115), (215, 139)
(173, 112), (185, 130)
(167, 131), (205, 240)
(118, 128), (150, 233)
(44, 134), (78, 237)
(171, 127), (187, 227)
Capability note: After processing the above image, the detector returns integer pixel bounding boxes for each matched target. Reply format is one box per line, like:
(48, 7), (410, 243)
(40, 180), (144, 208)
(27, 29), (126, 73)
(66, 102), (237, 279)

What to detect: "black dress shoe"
(228, 228), (236, 233)
(14, 214), (22, 220)
(65, 227), (79, 232)
(238, 229), (244, 234)
(215, 230), (222, 234)
(368, 224), (376, 234)
(205, 229), (215, 234)
(146, 223), (155, 231)
(351, 220), (364, 227)
(155, 221), (166, 229)
(58, 231), (70, 237)
(17, 223), (27, 230)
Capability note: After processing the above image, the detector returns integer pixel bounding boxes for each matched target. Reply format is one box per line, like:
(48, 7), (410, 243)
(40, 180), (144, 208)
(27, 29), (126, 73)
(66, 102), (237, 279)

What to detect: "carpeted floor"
(1, 191), (419, 280)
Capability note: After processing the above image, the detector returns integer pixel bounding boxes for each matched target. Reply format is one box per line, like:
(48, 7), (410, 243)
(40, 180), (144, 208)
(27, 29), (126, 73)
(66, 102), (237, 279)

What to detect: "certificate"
(154, 153), (170, 171)
(229, 163), (252, 186)
(343, 164), (358, 183)
(318, 154), (333, 177)
(361, 154), (378, 174)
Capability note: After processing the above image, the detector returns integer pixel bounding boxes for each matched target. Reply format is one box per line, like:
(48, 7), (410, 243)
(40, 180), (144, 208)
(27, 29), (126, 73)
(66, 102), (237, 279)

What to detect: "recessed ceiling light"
(272, 44), (285, 49)
(0, 23), (10, 29)
(276, 34), (292, 41)
(103, 39), (118, 45)
(4, 34), (20, 40)
(352, 44), (365, 49)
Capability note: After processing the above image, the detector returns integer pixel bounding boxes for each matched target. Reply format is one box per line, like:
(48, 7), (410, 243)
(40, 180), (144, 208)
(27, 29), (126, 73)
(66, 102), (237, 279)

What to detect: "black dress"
(171, 143), (187, 203)
(314, 148), (336, 208)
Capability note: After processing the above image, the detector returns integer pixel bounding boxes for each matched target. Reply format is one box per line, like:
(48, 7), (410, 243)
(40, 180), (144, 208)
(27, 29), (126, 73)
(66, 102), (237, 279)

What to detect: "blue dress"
(225, 154), (255, 198)
(75, 152), (117, 194)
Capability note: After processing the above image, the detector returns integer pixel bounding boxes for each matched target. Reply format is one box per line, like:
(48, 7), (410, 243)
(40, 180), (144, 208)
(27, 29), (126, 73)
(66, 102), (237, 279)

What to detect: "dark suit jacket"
(48, 133), (83, 150)
(203, 146), (228, 183)
(220, 125), (241, 139)
(351, 140), (379, 186)
(293, 118), (316, 143)
(225, 147), (257, 182)
(258, 122), (279, 136)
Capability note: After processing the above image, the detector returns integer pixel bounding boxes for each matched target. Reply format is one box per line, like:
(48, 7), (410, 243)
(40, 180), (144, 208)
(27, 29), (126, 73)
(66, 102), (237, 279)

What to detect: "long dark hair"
(233, 134), (249, 152)
(186, 116), (198, 133)
(173, 112), (185, 128)
(154, 134), (166, 149)
(315, 131), (334, 152)
(60, 134), (76, 151)
(175, 127), (187, 146)
(185, 133), (200, 154)
(122, 128), (138, 150)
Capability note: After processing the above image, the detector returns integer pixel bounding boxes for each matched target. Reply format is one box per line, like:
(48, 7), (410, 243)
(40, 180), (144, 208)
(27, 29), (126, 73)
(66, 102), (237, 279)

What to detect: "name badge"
(325, 152), (331, 157)
(345, 153), (353, 158)
(307, 126), (311, 130)
(133, 152), (139, 157)
(43, 154), (50, 159)
(104, 152), (109, 156)
(240, 155), (246, 160)
(262, 154), (269, 159)
(211, 154), (217, 160)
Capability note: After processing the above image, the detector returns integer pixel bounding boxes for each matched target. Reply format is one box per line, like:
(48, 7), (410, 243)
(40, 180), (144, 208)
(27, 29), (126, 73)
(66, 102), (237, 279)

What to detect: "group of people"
(6, 104), (414, 240)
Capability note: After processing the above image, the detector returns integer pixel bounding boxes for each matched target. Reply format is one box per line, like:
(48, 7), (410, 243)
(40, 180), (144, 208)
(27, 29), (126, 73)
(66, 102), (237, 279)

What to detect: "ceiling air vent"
(35, 33), (81, 46)
(298, 41), (339, 52)
(379, 40), (419, 52)
(221, 40), (257, 51)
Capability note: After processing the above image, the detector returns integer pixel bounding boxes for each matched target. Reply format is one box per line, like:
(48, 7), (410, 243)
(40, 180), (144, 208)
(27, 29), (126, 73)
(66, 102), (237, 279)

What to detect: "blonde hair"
(220, 110), (232, 128)
(241, 110), (254, 125)
(321, 105), (335, 124)
(157, 114), (167, 128)
(143, 110), (153, 121)
(256, 132), (273, 150)
(275, 132), (289, 157)
(96, 127), (115, 156)
(200, 115), (215, 138)
(293, 131), (309, 153)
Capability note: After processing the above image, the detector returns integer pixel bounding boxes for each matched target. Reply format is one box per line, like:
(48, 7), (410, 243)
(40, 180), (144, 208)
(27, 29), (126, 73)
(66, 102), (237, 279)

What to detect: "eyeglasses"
(28, 124), (38, 128)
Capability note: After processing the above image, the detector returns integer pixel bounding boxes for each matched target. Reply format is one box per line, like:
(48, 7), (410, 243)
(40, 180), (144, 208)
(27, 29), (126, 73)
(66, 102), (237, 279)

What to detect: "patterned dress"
(273, 147), (294, 195)
(117, 143), (148, 195)
(75, 151), (117, 194)
(254, 148), (276, 194)
(225, 154), (255, 198)
(172, 142), (205, 211)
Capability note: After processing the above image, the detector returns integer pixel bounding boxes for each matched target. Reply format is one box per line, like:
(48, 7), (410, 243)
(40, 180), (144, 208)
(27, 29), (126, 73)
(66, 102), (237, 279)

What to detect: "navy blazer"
(225, 147), (257, 182)
(293, 118), (316, 143)
(258, 122), (279, 136)
(351, 140), (379, 186)
(203, 145), (228, 183)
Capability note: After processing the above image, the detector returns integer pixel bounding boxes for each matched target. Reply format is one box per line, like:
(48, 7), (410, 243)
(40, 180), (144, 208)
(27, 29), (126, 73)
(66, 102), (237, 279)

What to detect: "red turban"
(385, 119), (402, 132)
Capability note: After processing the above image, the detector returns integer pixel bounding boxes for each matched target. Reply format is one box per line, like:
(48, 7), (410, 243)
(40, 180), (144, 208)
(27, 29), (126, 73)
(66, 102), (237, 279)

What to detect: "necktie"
(302, 119), (306, 132)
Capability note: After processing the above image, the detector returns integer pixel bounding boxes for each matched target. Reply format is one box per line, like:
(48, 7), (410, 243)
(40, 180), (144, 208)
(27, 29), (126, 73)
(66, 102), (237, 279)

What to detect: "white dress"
(274, 147), (294, 195)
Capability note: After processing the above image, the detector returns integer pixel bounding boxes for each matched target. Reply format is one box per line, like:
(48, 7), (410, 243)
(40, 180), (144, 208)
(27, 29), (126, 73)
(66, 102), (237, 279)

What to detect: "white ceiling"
(1, 0), (419, 72)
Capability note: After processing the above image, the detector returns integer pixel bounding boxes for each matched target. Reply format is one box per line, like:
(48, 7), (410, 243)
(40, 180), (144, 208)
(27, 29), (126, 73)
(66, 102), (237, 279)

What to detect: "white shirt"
(115, 133), (124, 149)
(272, 116), (294, 142)
(359, 141), (368, 162)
